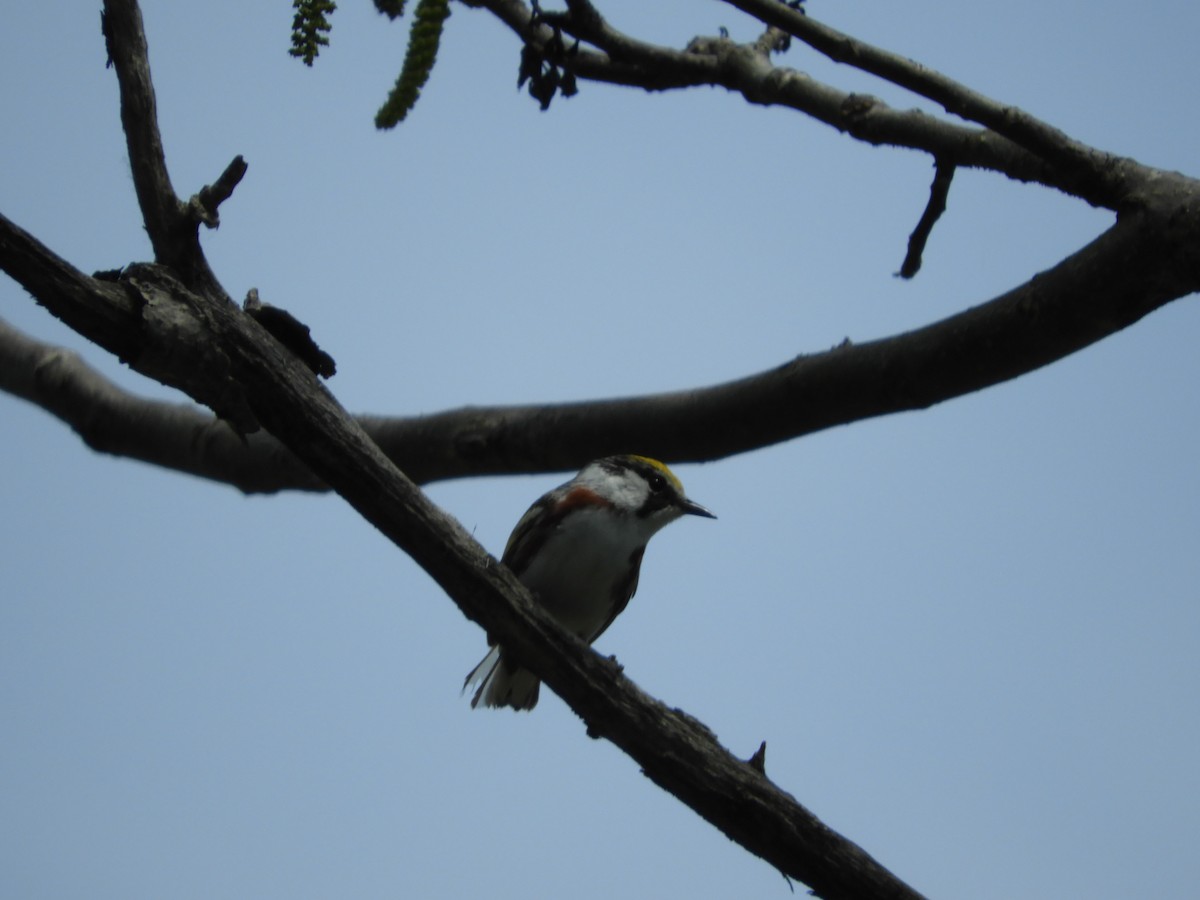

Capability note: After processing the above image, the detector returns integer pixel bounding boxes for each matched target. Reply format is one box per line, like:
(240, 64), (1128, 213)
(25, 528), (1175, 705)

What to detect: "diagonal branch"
(180, 270), (930, 900)
(0, 205), (927, 900)
(101, 0), (238, 297)
(721, 0), (1131, 203)
(472, 0), (1136, 209)
(101, 0), (181, 261)
(0, 215), (142, 361)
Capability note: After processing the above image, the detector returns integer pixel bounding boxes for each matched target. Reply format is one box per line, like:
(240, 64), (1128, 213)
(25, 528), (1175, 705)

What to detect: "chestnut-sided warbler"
(463, 455), (715, 710)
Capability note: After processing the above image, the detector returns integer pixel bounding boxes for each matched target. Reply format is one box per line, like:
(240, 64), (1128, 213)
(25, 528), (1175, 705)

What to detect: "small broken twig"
(897, 158), (955, 279)
(190, 155), (249, 228)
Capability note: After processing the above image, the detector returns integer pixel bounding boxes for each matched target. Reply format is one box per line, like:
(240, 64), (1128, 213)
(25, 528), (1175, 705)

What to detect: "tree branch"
(0, 215), (142, 362)
(471, 0), (1134, 206)
(193, 273), (930, 900)
(5, 4), (1200, 895)
(7, 175), (1200, 491)
(101, 0), (181, 261)
(2, 3), (936, 876)
(480, 0), (714, 91)
(101, 0), (236, 296)
(187, 155), (249, 229)
(721, 0), (1132, 204)
(0, 208), (928, 898)
(897, 158), (955, 279)
(0, 316), (322, 492)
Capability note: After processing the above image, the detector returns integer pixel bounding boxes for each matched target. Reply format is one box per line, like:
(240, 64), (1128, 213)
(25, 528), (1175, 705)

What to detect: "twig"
(189, 155), (249, 229)
(897, 158), (955, 279)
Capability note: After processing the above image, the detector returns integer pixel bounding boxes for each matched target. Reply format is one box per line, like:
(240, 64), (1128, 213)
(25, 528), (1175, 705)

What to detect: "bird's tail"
(462, 645), (540, 710)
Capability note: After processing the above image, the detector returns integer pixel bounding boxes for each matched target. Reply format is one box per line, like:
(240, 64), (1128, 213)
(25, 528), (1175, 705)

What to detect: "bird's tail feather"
(462, 646), (540, 710)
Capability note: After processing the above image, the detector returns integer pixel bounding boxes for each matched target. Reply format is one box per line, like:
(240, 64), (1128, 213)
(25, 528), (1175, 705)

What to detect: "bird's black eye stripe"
(647, 472), (667, 493)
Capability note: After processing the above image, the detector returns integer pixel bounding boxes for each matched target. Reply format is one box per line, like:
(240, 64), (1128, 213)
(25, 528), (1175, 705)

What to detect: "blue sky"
(2, 2), (1198, 898)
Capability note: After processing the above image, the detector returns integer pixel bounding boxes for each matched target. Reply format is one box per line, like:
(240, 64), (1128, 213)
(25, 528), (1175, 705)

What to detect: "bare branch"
(897, 158), (955, 279)
(345, 199), (1200, 475)
(0, 213), (141, 361)
(0, 317), (323, 493)
(472, 0), (1152, 210)
(471, 0), (1112, 202)
(477, 0), (718, 90)
(141, 271), (930, 900)
(1, 207), (927, 896)
(101, 0), (232, 297)
(720, 0), (1132, 205)
(187, 155), (249, 229)
(101, 0), (181, 259)
(9, 176), (1199, 491)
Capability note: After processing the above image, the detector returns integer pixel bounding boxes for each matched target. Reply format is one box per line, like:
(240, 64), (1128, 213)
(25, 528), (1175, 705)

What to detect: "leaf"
(375, 0), (452, 128)
(288, 0), (337, 67)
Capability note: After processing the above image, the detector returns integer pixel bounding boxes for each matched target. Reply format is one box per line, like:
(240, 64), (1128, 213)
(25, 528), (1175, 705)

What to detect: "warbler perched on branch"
(464, 455), (715, 711)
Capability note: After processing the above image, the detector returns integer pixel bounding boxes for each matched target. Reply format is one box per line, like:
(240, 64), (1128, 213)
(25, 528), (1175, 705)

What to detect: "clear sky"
(2, 2), (1198, 898)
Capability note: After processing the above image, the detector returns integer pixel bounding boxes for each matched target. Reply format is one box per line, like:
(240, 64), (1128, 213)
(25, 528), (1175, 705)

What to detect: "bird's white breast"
(518, 505), (650, 639)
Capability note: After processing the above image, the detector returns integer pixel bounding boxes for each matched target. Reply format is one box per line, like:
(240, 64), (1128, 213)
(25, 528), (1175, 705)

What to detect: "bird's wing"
(586, 545), (645, 644)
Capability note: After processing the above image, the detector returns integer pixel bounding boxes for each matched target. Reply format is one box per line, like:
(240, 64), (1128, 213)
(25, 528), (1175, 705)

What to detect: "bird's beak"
(680, 498), (717, 519)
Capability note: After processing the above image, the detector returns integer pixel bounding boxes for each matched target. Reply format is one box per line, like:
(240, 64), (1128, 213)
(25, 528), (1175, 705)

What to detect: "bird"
(463, 454), (715, 710)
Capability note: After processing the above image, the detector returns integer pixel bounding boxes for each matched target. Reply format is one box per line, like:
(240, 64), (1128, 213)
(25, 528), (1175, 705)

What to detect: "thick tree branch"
(0, 214), (255, 434)
(0, 211), (927, 900)
(0, 215), (142, 361)
(2, 2), (934, 881)
(8, 173), (1200, 491)
(0, 317), (321, 492)
(188, 275), (929, 900)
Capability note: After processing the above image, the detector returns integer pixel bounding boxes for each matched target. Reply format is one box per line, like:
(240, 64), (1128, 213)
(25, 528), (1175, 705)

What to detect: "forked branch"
(101, 0), (241, 296)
